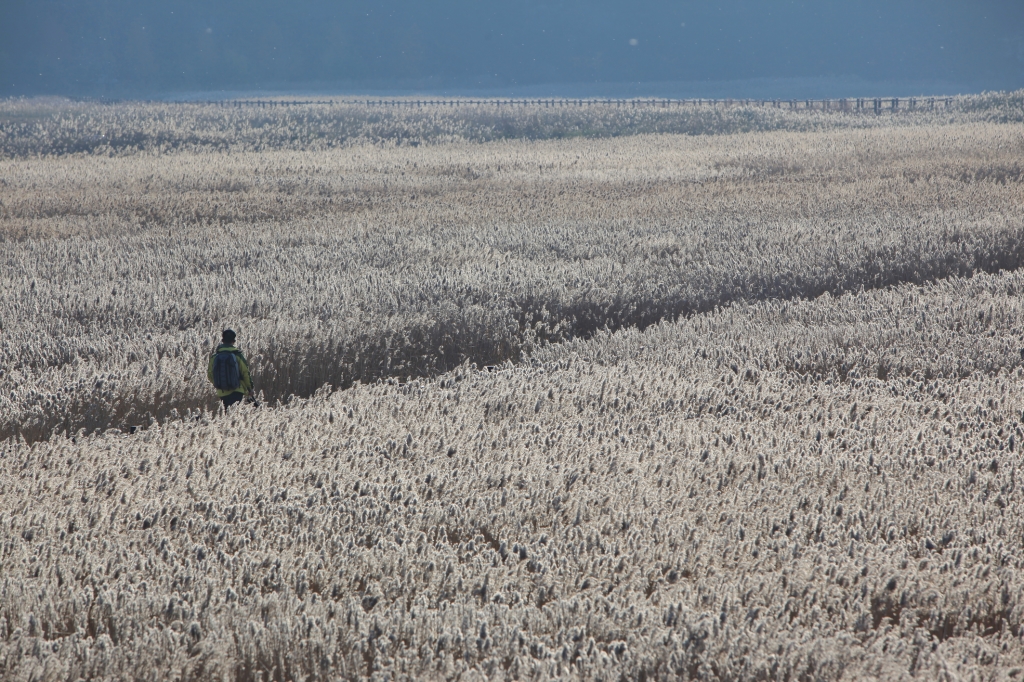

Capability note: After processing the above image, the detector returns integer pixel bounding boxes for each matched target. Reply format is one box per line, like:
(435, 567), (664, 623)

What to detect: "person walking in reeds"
(208, 329), (253, 409)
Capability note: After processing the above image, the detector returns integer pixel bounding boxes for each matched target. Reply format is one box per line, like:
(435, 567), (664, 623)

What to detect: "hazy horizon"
(3, 1), (1022, 99)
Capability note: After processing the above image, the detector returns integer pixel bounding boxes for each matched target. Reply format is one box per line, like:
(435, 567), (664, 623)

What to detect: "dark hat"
(222, 329), (236, 343)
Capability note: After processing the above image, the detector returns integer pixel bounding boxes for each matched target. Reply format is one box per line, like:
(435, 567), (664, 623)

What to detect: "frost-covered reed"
(2, 271), (1023, 680)
(2, 91), (1023, 157)
(2, 97), (1024, 679)
(1, 115), (1023, 441)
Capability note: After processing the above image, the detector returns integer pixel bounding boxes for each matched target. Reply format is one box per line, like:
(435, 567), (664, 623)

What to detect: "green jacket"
(207, 344), (253, 398)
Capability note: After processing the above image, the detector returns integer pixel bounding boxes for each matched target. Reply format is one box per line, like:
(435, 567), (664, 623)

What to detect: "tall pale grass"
(2, 91), (1023, 157)
(1, 96), (1023, 680)
(2, 272), (1023, 680)
(1, 118), (1022, 441)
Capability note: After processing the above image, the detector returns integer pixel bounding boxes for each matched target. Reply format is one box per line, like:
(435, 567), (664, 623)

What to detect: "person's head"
(222, 329), (236, 345)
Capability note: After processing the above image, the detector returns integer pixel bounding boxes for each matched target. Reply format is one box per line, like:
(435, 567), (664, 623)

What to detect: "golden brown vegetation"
(1, 98), (1024, 679)
(3, 271), (1024, 680)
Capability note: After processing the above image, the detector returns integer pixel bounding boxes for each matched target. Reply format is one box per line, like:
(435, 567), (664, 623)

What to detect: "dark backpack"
(212, 350), (241, 390)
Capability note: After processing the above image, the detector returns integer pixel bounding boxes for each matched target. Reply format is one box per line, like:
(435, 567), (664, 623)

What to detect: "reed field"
(2, 91), (1022, 158)
(1, 95), (1024, 679)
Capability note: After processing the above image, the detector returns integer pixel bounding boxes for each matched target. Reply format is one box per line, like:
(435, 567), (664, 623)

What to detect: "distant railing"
(181, 97), (956, 113)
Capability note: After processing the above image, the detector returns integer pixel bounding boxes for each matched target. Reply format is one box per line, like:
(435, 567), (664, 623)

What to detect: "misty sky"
(2, 1), (1022, 97)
